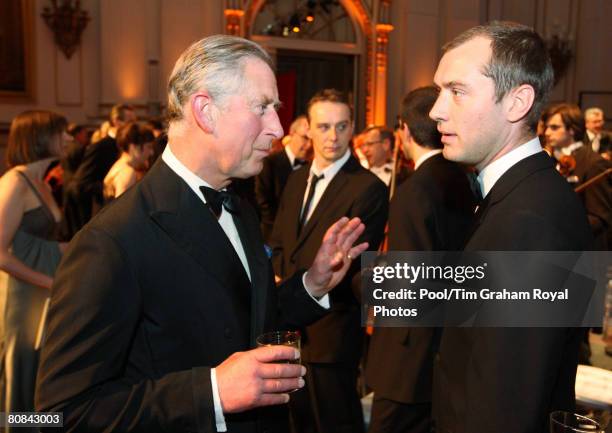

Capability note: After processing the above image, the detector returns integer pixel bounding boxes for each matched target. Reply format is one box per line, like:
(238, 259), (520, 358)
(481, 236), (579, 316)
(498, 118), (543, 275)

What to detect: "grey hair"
(167, 35), (274, 122)
(584, 107), (604, 119)
(443, 21), (553, 132)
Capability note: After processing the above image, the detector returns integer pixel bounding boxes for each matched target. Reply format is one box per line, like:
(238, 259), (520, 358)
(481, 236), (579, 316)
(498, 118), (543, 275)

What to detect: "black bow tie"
(199, 186), (240, 219)
(293, 158), (307, 167)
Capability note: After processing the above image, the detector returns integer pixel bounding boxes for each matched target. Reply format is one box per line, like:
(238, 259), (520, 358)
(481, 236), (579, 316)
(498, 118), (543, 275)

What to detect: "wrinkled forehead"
(241, 57), (279, 99)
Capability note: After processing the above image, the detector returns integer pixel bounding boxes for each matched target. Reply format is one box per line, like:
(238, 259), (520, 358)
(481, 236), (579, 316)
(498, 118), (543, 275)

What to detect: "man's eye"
(258, 105), (267, 115)
(319, 125), (329, 132)
(337, 124), (347, 132)
(451, 88), (464, 96)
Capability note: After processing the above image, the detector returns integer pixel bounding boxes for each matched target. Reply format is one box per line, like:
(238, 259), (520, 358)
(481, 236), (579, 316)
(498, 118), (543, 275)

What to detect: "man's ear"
(382, 138), (391, 153)
(505, 84), (535, 124)
(190, 92), (216, 133)
(401, 123), (411, 144)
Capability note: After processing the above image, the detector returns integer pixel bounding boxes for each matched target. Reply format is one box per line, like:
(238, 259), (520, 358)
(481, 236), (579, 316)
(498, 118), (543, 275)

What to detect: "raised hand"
(304, 216), (369, 298)
(215, 345), (306, 413)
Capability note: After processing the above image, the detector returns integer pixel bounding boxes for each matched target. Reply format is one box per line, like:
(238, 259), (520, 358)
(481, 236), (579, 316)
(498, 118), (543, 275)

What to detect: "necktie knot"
(199, 185), (240, 219)
(299, 173), (324, 229)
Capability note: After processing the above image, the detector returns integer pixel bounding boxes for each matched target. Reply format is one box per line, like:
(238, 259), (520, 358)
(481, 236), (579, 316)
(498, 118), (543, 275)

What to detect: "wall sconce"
(546, 33), (573, 86)
(41, 0), (90, 59)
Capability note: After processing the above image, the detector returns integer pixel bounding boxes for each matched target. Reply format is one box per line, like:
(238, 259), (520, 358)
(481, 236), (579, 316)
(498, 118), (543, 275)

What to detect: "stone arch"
(242, 0), (376, 126)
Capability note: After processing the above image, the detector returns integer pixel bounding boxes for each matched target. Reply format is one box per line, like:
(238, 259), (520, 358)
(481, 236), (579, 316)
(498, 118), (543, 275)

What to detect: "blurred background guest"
(256, 115), (311, 242)
(103, 122), (154, 201)
(361, 125), (410, 188)
(544, 103), (612, 250)
(584, 107), (611, 159)
(0, 110), (68, 428)
(61, 104), (136, 240)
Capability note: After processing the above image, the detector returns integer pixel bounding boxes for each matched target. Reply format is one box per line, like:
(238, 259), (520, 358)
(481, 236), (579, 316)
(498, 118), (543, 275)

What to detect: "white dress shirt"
(477, 137), (544, 198)
(302, 149), (351, 222)
(162, 144), (328, 432)
(587, 130), (600, 153)
(369, 161), (394, 185)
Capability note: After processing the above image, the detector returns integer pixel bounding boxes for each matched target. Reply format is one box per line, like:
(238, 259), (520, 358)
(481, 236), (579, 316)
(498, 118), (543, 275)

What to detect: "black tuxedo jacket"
(73, 135), (119, 201)
(270, 155), (388, 364)
(255, 150), (293, 242)
(366, 154), (475, 404)
(433, 152), (593, 433)
(570, 145), (612, 249)
(36, 160), (327, 433)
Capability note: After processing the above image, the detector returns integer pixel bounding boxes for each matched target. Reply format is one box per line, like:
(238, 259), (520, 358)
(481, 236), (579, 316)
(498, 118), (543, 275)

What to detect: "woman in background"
(0, 110), (68, 425)
(103, 122), (154, 201)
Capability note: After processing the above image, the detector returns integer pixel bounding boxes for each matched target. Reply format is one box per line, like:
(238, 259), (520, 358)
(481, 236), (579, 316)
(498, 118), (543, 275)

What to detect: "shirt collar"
(370, 160), (393, 174)
(310, 149), (351, 181)
(414, 149), (443, 170)
(161, 144), (214, 203)
(556, 140), (584, 157)
(284, 145), (297, 166)
(478, 137), (543, 198)
(586, 130), (596, 141)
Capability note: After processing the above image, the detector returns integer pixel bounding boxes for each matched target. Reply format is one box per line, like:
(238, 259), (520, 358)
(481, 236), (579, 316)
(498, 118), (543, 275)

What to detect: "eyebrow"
(254, 96), (282, 111)
(315, 120), (350, 127)
(442, 80), (469, 89)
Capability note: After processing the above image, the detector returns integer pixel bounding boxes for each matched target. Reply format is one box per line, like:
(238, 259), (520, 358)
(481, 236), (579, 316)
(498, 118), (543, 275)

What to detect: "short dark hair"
(110, 104), (136, 126)
(363, 125), (395, 149)
(7, 110), (68, 167)
(306, 89), (352, 121)
(400, 86), (442, 149)
(547, 103), (585, 142)
(116, 122), (155, 153)
(443, 21), (553, 132)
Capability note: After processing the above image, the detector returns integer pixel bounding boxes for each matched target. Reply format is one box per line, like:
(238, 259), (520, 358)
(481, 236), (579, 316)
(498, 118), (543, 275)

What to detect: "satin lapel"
(292, 168), (348, 256)
(147, 163), (251, 294)
(286, 167), (310, 241)
(230, 209), (269, 345)
(463, 152), (554, 246)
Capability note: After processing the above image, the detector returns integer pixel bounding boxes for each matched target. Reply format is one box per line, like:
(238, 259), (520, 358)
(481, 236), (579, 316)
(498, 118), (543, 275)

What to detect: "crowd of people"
(0, 20), (609, 433)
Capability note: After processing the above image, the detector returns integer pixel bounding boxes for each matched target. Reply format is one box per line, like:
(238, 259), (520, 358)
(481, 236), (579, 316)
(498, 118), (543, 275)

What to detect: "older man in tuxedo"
(584, 107), (611, 157)
(429, 22), (592, 433)
(35, 35), (369, 433)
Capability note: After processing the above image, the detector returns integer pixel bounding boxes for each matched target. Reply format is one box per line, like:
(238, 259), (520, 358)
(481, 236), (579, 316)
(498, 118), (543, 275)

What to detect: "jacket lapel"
(286, 166), (310, 241)
(464, 151), (555, 245)
(292, 156), (358, 254)
(230, 207), (269, 345)
(146, 161), (252, 301)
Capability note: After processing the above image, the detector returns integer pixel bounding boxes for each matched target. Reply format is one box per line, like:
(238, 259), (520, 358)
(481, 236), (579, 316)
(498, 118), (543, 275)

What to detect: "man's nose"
(329, 127), (338, 141)
(429, 94), (447, 123)
(268, 110), (284, 139)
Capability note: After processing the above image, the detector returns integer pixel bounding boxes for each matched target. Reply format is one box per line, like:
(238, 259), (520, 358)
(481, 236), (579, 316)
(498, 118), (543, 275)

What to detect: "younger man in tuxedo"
(271, 89), (388, 433)
(429, 22), (592, 433)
